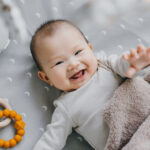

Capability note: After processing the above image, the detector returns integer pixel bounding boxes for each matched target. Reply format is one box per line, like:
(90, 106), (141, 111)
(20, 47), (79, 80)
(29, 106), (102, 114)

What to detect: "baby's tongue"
(72, 70), (82, 78)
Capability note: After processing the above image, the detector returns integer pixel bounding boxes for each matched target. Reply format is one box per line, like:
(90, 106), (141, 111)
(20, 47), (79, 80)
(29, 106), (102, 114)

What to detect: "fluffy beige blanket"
(103, 74), (150, 150)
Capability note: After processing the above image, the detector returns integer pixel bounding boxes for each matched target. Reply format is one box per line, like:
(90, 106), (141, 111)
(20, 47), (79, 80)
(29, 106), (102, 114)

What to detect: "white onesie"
(33, 51), (129, 150)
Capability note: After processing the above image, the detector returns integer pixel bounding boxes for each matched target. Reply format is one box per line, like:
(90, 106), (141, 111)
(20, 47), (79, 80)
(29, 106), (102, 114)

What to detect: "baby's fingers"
(129, 49), (138, 59)
(122, 53), (129, 61)
(147, 47), (150, 52)
(146, 47), (150, 56)
(137, 45), (145, 55)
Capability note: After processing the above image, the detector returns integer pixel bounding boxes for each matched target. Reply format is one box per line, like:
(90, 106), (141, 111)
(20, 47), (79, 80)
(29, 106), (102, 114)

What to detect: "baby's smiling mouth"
(70, 69), (85, 80)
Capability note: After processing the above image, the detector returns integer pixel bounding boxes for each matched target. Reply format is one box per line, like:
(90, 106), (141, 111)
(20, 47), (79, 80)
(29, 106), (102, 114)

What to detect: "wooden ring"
(0, 109), (25, 148)
(0, 98), (12, 128)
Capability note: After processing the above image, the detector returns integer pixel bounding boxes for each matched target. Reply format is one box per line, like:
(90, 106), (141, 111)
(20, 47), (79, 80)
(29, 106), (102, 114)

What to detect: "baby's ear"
(88, 43), (94, 51)
(37, 71), (53, 86)
(38, 71), (48, 82)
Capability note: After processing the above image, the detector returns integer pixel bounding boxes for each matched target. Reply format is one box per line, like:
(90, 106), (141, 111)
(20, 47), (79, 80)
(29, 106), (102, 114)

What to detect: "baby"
(30, 19), (150, 150)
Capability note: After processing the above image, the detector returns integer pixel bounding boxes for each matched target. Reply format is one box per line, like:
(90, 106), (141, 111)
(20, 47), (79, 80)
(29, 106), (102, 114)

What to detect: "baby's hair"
(30, 19), (89, 71)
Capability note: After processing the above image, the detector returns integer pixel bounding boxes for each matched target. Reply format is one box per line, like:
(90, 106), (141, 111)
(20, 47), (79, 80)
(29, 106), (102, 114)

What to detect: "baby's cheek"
(85, 54), (96, 65)
(81, 54), (90, 61)
(54, 72), (66, 85)
(54, 77), (69, 90)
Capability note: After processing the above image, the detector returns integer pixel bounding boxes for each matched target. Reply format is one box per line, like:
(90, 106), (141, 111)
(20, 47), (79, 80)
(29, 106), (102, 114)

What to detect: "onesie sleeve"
(33, 103), (73, 150)
(96, 51), (129, 78)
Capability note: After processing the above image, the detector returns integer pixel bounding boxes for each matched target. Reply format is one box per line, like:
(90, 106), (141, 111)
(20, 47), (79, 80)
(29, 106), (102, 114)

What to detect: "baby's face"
(37, 25), (98, 92)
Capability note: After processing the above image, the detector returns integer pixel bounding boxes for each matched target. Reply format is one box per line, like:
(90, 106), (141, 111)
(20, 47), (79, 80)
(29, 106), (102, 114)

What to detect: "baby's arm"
(33, 104), (73, 150)
(97, 45), (150, 78)
(97, 51), (129, 78)
(122, 45), (150, 78)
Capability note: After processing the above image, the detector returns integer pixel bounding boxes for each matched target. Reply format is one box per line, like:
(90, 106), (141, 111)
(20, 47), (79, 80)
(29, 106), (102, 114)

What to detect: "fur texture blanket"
(103, 74), (150, 150)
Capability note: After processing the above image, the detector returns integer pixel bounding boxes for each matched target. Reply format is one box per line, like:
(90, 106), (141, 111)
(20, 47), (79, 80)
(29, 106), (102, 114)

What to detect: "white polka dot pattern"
(0, 1), (150, 150)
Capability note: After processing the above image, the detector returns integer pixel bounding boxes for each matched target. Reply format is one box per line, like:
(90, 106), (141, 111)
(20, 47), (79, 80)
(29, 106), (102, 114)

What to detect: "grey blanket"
(103, 74), (150, 150)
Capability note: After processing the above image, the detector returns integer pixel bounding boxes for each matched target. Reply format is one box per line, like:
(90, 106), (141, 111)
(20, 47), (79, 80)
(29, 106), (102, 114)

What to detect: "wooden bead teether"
(0, 99), (12, 128)
(0, 99), (25, 148)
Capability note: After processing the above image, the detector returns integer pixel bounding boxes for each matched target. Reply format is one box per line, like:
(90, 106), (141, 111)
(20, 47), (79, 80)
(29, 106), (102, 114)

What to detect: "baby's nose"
(67, 57), (80, 71)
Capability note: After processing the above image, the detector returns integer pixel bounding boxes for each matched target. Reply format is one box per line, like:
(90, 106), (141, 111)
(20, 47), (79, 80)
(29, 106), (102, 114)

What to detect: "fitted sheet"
(0, 1), (150, 149)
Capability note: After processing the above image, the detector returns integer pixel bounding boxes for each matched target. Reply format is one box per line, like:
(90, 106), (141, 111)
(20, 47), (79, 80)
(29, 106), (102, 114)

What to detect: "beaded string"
(0, 109), (25, 148)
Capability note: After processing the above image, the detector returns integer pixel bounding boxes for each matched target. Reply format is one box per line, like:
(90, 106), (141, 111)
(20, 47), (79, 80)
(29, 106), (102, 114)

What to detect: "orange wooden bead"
(17, 129), (25, 136)
(9, 139), (17, 147)
(15, 114), (22, 121)
(3, 141), (10, 148)
(0, 139), (4, 147)
(14, 135), (22, 143)
(15, 120), (25, 130)
(3, 109), (10, 117)
(0, 110), (3, 119)
(9, 110), (17, 118)
(0, 109), (25, 148)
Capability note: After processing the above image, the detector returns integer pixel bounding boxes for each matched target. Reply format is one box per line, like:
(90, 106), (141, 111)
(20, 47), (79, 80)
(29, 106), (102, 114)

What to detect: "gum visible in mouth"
(71, 70), (85, 79)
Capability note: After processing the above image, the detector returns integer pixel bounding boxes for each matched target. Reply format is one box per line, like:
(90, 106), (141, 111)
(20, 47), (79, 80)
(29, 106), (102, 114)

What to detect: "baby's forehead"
(45, 22), (78, 35)
(36, 23), (87, 58)
(53, 24), (81, 37)
(38, 25), (79, 46)
(41, 26), (84, 45)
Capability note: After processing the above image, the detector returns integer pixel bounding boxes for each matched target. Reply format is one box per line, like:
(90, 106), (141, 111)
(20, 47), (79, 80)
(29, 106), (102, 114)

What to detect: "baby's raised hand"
(122, 45), (150, 78)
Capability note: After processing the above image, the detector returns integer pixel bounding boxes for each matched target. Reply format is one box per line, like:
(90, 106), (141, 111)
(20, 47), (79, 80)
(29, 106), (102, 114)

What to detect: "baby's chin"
(65, 80), (89, 92)
(66, 88), (76, 92)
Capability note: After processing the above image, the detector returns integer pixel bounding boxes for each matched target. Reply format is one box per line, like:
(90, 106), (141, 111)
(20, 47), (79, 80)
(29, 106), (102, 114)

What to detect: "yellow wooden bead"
(17, 129), (25, 136)
(0, 109), (25, 148)
(15, 120), (25, 130)
(15, 114), (22, 121)
(10, 110), (17, 118)
(0, 139), (4, 147)
(0, 111), (3, 119)
(14, 135), (22, 143)
(9, 139), (17, 147)
(3, 109), (10, 117)
(3, 141), (10, 148)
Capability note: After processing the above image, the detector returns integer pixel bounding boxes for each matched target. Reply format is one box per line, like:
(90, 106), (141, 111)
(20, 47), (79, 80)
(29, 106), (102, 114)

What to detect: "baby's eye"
(75, 50), (82, 55)
(55, 61), (63, 66)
